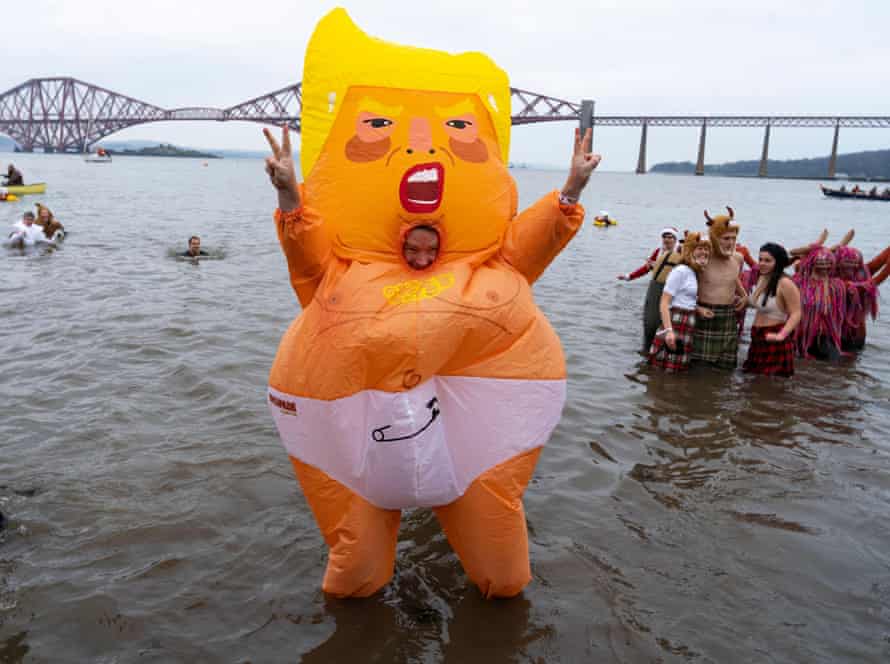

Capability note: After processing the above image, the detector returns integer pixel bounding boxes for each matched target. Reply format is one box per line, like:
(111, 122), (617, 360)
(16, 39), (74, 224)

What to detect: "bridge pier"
(695, 121), (707, 176)
(636, 121), (648, 174)
(580, 99), (594, 145)
(828, 122), (840, 178)
(758, 123), (771, 177)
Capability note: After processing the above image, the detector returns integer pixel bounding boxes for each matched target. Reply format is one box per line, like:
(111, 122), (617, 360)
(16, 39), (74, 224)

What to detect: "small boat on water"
(0, 191), (18, 202)
(820, 185), (890, 201)
(1, 182), (47, 195)
(84, 148), (112, 163)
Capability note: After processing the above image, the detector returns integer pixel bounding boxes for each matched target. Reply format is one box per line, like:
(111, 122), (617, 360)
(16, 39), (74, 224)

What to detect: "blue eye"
(363, 118), (393, 128)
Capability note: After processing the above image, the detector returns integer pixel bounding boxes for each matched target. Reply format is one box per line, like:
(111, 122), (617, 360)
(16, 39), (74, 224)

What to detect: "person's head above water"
(21, 211), (35, 226)
(35, 204), (52, 223)
(402, 225), (439, 270)
(187, 236), (201, 256)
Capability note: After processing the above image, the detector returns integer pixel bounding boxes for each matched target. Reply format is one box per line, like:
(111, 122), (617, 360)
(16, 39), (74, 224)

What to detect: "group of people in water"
(5, 204), (66, 248)
(620, 210), (888, 376)
(838, 184), (890, 199)
(3, 163), (66, 248)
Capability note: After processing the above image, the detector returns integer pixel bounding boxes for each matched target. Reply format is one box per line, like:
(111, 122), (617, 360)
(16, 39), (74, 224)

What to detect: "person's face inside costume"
(402, 226), (440, 270)
(692, 244), (710, 268)
(21, 213), (34, 227)
(717, 231), (738, 258)
(758, 251), (776, 276)
(305, 87), (511, 261)
(813, 250), (834, 277)
(836, 250), (862, 279)
(188, 237), (201, 256)
(661, 233), (677, 253)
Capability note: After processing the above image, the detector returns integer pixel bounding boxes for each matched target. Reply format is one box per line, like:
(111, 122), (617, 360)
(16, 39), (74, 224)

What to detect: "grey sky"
(3, 0), (888, 169)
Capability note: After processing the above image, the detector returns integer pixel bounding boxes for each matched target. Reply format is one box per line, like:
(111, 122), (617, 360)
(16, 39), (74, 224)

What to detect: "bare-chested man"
(692, 207), (747, 369)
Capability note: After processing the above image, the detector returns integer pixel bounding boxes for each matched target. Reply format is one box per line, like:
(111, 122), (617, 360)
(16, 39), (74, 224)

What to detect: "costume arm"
(501, 191), (585, 284)
(737, 245), (757, 269)
(867, 246), (890, 274)
(275, 187), (332, 307)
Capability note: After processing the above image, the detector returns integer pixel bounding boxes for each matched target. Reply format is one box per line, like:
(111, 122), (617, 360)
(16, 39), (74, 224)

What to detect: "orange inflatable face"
(305, 86), (515, 262)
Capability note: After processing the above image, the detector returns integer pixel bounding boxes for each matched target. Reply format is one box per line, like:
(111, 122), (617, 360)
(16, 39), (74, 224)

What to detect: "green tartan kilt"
(691, 302), (739, 369)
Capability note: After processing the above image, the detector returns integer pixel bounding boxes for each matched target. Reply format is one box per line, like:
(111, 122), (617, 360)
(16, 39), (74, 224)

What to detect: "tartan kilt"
(743, 323), (794, 377)
(648, 308), (696, 372)
(692, 303), (739, 369)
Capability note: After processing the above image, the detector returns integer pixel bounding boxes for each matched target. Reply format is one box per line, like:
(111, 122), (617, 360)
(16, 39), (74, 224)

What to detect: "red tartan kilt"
(743, 323), (795, 376)
(649, 309), (696, 372)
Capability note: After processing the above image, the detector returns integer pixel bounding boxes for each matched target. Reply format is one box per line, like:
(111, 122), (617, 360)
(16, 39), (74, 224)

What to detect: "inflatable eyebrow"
(267, 8), (589, 599)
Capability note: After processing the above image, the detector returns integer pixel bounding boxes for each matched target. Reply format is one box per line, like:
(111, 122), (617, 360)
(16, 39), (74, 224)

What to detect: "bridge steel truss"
(591, 116), (890, 177)
(0, 78), (303, 152)
(2, 77), (888, 177)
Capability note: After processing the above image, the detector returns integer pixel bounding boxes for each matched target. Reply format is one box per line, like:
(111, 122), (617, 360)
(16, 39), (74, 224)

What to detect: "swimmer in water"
(6, 211), (44, 247)
(181, 235), (209, 258)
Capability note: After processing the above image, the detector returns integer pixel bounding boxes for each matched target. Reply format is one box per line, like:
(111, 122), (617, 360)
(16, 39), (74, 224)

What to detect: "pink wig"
(834, 246), (879, 338)
(793, 247), (846, 356)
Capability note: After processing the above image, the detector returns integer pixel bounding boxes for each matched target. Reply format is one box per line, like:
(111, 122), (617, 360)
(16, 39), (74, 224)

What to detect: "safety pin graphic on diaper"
(372, 397), (440, 442)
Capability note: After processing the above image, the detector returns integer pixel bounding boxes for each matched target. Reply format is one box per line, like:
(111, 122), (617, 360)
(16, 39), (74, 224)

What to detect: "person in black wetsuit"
(182, 236), (209, 258)
(3, 164), (24, 186)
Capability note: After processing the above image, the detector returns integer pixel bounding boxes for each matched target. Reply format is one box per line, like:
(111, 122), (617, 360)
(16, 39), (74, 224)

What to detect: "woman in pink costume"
(792, 247), (846, 360)
(834, 245), (879, 352)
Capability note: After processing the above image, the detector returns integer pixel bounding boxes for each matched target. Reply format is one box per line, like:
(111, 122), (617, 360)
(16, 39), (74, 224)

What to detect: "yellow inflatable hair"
(301, 8), (511, 176)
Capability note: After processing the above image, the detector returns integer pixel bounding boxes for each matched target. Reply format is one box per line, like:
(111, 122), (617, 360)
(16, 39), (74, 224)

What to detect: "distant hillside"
(99, 140), (266, 159)
(109, 143), (221, 159)
(652, 148), (890, 178)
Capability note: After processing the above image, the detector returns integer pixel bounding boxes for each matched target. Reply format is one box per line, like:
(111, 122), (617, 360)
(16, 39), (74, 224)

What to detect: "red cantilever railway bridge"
(2, 77), (889, 177)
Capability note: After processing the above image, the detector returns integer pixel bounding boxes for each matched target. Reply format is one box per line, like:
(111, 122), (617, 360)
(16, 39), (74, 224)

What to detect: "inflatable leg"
(290, 457), (401, 598)
(867, 246), (890, 285)
(433, 447), (542, 599)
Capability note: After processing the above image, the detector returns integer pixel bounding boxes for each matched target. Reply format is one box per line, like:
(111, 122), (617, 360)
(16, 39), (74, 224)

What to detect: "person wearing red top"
(617, 228), (680, 282)
(618, 227), (682, 352)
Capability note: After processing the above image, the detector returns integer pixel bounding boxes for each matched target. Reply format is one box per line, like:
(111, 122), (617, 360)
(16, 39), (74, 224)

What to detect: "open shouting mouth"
(399, 162), (444, 214)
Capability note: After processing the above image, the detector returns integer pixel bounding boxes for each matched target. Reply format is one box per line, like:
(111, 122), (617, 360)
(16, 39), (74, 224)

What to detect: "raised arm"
(790, 229), (829, 258)
(264, 126), (332, 307)
(501, 128), (601, 284)
(829, 228), (854, 252)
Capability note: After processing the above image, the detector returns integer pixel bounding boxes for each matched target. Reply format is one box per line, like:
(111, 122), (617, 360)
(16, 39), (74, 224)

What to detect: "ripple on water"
(2, 164), (890, 661)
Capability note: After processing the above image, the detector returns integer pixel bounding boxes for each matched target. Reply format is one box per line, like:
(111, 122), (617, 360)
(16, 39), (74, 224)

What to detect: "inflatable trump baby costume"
(264, 9), (600, 598)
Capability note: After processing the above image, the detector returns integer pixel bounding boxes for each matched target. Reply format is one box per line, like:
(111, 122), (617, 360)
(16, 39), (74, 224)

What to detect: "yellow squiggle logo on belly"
(383, 273), (456, 305)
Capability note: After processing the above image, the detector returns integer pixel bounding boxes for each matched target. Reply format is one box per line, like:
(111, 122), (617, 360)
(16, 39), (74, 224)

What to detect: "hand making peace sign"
(263, 125), (301, 211)
(561, 128), (602, 201)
